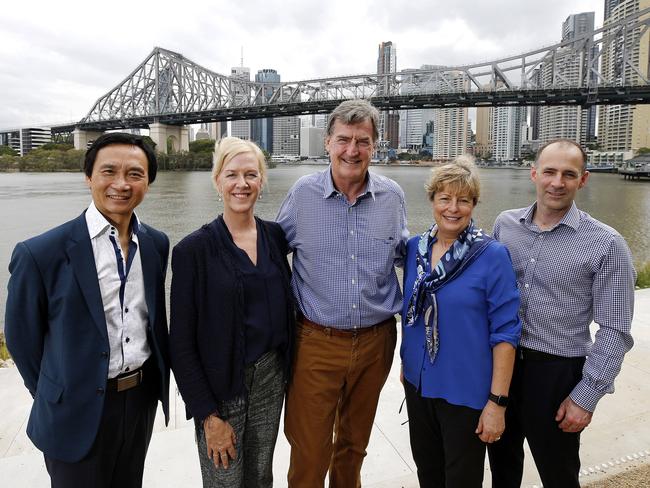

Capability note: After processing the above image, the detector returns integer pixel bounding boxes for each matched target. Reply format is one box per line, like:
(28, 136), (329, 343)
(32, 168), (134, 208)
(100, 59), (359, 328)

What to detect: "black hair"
(84, 132), (158, 183)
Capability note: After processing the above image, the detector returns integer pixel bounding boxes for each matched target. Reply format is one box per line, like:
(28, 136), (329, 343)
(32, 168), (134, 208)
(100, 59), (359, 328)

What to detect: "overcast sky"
(0, 0), (605, 129)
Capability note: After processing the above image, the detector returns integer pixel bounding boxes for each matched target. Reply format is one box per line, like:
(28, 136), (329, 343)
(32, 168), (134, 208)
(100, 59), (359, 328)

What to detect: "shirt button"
(352, 304), (357, 309)
(101, 351), (109, 359)
(125, 337), (130, 343)
(125, 367), (130, 372)
(530, 258), (535, 263)
(351, 255), (355, 260)
(524, 283), (530, 288)
(97, 388), (105, 395)
(125, 307), (129, 313)
(351, 279), (355, 284)
(350, 230), (354, 235)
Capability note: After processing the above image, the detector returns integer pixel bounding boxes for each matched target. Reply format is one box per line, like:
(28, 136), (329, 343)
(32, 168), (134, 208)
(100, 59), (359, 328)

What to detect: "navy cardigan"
(169, 216), (295, 421)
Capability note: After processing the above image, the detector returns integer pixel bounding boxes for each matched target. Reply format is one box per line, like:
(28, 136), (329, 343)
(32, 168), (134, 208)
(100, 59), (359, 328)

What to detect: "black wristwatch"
(488, 393), (509, 407)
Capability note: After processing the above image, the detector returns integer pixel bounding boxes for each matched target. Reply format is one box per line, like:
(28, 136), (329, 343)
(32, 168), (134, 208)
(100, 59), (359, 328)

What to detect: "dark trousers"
(404, 379), (486, 488)
(488, 351), (585, 488)
(44, 363), (159, 488)
(195, 349), (285, 488)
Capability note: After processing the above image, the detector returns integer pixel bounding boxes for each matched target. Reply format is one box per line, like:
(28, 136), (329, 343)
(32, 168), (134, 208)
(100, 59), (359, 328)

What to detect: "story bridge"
(52, 7), (650, 151)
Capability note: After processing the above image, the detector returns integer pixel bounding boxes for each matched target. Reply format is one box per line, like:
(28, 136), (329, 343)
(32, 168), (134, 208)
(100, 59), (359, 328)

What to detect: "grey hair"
(326, 99), (380, 142)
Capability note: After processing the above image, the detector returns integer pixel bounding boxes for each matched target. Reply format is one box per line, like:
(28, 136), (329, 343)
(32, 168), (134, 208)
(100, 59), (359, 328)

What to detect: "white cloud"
(0, 0), (605, 128)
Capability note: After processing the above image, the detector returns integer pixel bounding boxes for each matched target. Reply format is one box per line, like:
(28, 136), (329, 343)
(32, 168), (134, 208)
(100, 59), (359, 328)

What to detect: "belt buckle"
(116, 370), (142, 392)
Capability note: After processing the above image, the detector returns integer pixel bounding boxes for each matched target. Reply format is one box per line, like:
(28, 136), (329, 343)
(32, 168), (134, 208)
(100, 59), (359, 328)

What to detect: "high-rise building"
(492, 106), (525, 161)
(537, 12), (597, 145)
(251, 68), (280, 152)
(475, 106), (493, 158)
(300, 127), (326, 158)
(273, 115), (300, 156)
(599, 0), (650, 151)
(428, 71), (470, 160)
(399, 67), (435, 151)
(377, 41), (399, 148)
(230, 66), (251, 139)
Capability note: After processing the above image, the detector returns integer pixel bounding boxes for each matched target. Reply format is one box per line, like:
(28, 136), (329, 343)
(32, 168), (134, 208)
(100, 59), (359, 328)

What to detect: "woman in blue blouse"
(401, 155), (521, 487)
(170, 137), (294, 487)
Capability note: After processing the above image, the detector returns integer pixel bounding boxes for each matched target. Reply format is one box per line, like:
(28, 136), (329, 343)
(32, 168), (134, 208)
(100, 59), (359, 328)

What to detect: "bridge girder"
(68, 7), (650, 133)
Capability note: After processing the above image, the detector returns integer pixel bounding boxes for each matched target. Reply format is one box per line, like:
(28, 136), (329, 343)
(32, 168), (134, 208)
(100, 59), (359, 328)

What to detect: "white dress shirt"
(85, 202), (151, 379)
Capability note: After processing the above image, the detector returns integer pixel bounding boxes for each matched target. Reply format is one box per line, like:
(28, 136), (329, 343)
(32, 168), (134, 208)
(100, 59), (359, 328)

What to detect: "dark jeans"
(404, 379), (486, 488)
(195, 349), (285, 488)
(45, 361), (159, 488)
(488, 351), (585, 488)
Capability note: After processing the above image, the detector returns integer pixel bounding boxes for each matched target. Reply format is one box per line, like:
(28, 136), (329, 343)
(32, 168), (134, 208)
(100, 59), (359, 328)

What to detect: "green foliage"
(636, 147), (650, 155)
(637, 262), (650, 289)
(0, 149), (86, 172)
(0, 145), (17, 156)
(0, 332), (10, 362)
(189, 139), (216, 154)
(142, 136), (157, 150)
(156, 151), (213, 171)
(39, 142), (74, 151)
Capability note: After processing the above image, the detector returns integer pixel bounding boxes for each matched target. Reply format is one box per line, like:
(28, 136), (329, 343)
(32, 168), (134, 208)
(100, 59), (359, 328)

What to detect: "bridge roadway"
(51, 85), (650, 134)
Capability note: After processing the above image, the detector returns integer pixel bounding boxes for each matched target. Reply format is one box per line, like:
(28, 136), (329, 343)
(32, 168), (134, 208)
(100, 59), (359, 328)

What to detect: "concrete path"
(1, 288), (649, 487)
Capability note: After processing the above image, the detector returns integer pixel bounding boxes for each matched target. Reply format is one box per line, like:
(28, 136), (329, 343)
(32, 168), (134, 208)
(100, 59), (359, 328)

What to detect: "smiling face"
(432, 185), (475, 241)
(531, 142), (589, 218)
(215, 151), (262, 217)
(325, 119), (375, 189)
(85, 143), (149, 230)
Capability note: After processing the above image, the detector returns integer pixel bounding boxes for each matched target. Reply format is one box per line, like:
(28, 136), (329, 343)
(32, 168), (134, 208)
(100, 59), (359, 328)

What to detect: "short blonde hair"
(212, 137), (267, 190)
(424, 154), (480, 204)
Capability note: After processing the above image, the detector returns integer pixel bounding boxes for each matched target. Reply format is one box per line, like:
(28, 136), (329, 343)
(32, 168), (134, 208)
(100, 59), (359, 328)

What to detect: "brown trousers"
(284, 317), (397, 488)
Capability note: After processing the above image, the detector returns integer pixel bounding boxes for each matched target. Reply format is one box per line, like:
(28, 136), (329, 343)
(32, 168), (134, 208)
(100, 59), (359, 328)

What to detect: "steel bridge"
(55, 7), (650, 135)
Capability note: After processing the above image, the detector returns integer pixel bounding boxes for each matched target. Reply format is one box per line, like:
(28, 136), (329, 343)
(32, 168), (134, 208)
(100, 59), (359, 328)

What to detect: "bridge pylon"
(149, 123), (190, 154)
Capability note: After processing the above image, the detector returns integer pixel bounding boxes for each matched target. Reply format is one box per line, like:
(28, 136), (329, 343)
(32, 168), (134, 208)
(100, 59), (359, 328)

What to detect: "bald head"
(535, 139), (587, 173)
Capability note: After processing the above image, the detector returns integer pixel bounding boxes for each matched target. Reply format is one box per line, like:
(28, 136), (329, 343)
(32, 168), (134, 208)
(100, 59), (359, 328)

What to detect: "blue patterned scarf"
(405, 219), (493, 363)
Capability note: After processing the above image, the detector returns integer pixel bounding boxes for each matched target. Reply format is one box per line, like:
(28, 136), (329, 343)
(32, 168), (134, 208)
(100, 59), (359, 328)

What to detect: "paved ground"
(1, 288), (649, 487)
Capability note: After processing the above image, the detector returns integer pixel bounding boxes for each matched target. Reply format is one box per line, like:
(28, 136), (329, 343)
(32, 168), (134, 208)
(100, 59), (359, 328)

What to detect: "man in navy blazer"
(5, 132), (170, 488)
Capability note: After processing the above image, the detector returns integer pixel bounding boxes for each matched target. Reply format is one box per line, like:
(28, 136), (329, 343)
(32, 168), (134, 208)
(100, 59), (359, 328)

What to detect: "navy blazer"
(5, 212), (170, 463)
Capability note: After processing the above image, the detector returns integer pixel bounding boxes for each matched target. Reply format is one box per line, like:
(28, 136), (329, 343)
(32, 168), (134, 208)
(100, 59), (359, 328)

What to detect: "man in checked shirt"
(277, 99), (408, 487)
(488, 139), (636, 487)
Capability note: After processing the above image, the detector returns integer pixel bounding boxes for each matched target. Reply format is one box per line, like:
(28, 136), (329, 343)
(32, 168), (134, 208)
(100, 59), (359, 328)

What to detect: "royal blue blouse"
(401, 235), (522, 410)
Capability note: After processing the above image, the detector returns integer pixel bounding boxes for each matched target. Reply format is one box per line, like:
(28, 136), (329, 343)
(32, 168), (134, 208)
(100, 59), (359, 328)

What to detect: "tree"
(189, 139), (216, 153)
(0, 145), (17, 156)
(39, 142), (74, 151)
(636, 147), (650, 155)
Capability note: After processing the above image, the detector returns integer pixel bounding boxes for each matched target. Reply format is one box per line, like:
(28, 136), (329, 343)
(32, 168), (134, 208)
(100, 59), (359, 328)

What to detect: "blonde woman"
(170, 137), (294, 487)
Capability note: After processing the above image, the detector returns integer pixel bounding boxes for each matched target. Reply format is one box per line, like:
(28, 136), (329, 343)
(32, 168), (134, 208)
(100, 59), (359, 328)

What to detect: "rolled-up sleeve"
(485, 244), (522, 349)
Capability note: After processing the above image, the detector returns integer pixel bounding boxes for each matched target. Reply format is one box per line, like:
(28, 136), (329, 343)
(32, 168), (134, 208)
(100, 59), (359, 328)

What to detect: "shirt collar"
(520, 201), (580, 231)
(322, 166), (377, 201)
(85, 201), (140, 240)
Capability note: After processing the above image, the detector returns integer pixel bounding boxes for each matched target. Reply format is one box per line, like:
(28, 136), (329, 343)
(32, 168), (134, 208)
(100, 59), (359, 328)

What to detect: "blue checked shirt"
(277, 167), (408, 329)
(494, 202), (636, 412)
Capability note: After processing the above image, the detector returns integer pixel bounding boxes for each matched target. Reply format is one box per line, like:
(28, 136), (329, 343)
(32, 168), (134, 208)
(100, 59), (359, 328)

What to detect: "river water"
(1, 166), (649, 330)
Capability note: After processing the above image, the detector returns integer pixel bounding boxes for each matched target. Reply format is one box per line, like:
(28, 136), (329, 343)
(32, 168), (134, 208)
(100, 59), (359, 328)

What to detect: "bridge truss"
(70, 7), (650, 132)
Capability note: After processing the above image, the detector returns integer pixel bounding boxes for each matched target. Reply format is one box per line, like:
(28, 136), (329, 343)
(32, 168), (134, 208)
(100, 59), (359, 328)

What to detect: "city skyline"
(1, 0), (605, 128)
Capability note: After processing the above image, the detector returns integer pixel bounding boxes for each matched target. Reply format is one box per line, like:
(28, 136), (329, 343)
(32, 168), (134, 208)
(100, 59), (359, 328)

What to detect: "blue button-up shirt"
(277, 167), (408, 329)
(494, 202), (636, 411)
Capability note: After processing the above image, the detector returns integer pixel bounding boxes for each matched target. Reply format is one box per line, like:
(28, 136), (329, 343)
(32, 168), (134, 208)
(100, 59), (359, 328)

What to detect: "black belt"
(107, 366), (145, 392)
(518, 347), (580, 362)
